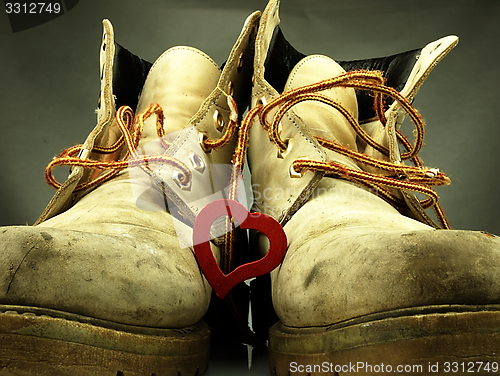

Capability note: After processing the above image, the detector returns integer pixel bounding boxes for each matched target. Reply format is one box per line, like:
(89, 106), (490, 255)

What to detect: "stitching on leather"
(285, 111), (324, 162)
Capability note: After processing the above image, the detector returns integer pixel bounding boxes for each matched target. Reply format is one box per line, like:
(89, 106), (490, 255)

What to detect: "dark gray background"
(1, 0), (499, 235)
(1, 0), (499, 373)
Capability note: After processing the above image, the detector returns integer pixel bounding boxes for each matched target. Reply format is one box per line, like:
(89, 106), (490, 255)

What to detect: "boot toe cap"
(273, 228), (500, 327)
(0, 225), (210, 328)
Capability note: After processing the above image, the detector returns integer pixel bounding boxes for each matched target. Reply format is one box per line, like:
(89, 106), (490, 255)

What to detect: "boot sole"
(269, 305), (500, 376)
(0, 304), (209, 376)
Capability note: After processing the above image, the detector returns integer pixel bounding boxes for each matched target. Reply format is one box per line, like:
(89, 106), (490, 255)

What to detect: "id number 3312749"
(5, 2), (61, 14)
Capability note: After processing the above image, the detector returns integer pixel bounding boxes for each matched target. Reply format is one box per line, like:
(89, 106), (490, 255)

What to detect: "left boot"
(243, 0), (500, 374)
(0, 12), (260, 376)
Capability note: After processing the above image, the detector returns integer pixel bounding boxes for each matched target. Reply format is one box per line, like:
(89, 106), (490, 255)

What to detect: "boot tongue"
(136, 46), (221, 147)
(284, 55), (361, 170)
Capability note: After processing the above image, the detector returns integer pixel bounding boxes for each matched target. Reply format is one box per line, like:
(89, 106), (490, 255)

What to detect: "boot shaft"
(248, 0), (457, 228)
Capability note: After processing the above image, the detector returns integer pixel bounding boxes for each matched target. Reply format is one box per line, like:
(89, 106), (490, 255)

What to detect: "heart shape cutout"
(193, 199), (287, 299)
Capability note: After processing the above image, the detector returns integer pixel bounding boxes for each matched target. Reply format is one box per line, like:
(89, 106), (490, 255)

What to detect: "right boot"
(0, 11), (260, 376)
(244, 0), (500, 374)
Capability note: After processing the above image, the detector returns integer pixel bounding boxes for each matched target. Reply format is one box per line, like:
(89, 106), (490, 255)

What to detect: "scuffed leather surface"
(250, 0), (326, 225)
(252, 0), (500, 329)
(271, 178), (500, 327)
(35, 20), (118, 224)
(0, 12), (260, 329)
(0, 222), (211, 328)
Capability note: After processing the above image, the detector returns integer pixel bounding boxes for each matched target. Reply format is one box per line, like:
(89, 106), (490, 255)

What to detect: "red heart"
(193, 199), (287, 299)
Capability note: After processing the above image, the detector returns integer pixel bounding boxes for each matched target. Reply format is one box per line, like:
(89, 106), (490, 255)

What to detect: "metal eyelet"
(77, 148), (90, 160)
(237, 52), (244, 72)
(289, 158), (308, 179)
(172, 170), (192, 191)
(213, 109), (224, 132)
(277, 122), (283, 136)
(227, 81), (234, 97)
(277, 138), (293, 159)
(189, 152), (206, 174)
(289, 164), (304, 179)
(257, 96), (268, 106)
(199, 132), (211, 154)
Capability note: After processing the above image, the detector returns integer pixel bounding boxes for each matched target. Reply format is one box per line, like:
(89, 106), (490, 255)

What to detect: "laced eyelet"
(277, 138), (293, 159)
(173, 170), (192, 191)
(213, 109), (224, 132)
(256, 96), (267, 106)
(199, 132), (211, 154)
(289, 162), (305, 178)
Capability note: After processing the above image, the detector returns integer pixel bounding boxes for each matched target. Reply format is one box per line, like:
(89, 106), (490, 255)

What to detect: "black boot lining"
(112, 43), (153, 112)
(263, 27), (422, 122)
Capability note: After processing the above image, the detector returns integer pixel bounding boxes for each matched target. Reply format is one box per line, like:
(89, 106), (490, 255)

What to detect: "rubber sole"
(269, 305), (500, 376)
(0, 305), (210, 376)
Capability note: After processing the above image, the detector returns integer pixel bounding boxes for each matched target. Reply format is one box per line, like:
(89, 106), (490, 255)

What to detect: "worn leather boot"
(245, 0), (500, 374)
(0, 12), (259, 376)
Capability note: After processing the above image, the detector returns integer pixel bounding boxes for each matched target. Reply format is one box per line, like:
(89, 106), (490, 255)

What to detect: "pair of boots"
(1, 0), (499, 375)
